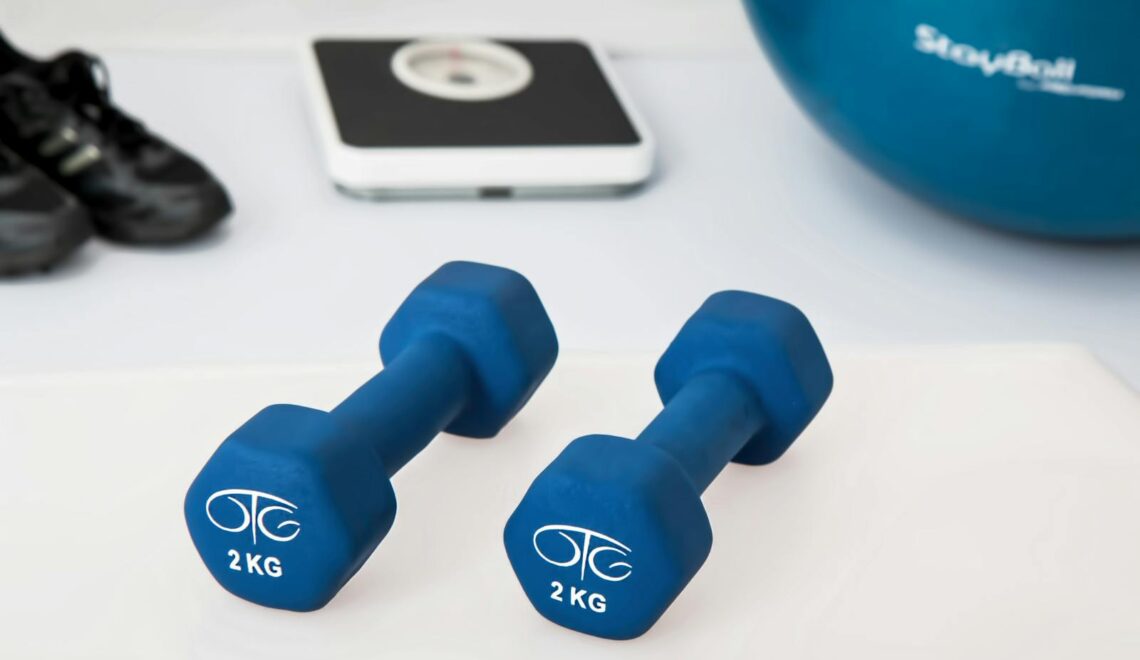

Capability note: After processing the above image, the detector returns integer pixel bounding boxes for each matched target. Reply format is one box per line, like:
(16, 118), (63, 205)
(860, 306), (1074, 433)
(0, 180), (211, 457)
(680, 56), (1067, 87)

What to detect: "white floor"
(1, 50), (1137, 388)
(0, 0), (756, 55)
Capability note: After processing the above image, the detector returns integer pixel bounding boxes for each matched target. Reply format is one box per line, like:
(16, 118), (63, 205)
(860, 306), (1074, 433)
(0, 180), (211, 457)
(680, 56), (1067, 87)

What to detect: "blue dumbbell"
(185, 262), (558, 611)
(504, 291), (833, 639)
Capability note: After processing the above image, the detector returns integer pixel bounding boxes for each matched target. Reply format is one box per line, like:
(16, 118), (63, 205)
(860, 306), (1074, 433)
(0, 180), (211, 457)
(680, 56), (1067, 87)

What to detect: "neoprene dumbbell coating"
(185, 261), (558, 611)
(504, 291), (832, 639)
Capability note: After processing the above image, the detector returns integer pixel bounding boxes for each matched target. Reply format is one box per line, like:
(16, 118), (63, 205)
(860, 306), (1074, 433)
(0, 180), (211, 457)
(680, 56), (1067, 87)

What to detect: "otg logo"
(533, 524), (632, 582)
(206, 489), (301, 544)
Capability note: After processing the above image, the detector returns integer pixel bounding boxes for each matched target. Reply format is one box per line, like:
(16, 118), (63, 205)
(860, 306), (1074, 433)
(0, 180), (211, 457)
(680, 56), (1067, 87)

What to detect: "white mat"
(1, 346), (1137, 658)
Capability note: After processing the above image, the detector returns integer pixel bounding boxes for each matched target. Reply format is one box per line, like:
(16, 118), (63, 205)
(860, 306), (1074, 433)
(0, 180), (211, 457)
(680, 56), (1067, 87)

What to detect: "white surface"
(0, 0), (756, 56)
(303, 39), (656, 193)
(0, 50), (1138, 389)
(1, 346), (1138, 657)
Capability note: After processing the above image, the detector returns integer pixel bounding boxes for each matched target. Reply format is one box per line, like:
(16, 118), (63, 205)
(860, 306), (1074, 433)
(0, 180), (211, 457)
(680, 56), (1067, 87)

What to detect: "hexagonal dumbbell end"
(504, 291), (832, 639)
(185, 262), (557, 611)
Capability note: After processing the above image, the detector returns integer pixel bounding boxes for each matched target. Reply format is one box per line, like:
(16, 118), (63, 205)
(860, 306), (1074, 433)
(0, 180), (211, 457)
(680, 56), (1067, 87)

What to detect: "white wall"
(0, 0), (757, 55)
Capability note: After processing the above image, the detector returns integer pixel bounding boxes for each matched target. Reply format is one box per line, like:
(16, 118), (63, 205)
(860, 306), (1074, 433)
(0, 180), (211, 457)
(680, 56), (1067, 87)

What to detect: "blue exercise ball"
(742, 0), (1140, 241)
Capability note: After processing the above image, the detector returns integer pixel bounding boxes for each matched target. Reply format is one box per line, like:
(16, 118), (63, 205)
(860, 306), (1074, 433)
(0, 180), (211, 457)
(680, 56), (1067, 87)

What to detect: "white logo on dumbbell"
(206, 489), (301, 544)
(533, 524), (632, 582)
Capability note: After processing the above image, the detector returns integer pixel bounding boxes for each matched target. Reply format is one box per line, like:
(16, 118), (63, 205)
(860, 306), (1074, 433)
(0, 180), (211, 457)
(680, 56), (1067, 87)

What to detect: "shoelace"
(0, 146), (20, 173)
(42, 51), (150, 151)
(0, 75), (68, 140)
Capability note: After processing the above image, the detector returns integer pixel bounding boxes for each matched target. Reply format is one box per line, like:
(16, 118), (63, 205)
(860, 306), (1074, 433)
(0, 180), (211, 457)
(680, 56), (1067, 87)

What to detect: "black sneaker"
(0, 33), (231, 245)
(0, 143), (90, 276)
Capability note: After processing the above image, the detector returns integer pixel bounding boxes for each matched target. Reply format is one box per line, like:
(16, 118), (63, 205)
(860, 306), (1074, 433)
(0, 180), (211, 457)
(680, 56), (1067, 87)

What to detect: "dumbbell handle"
(636, 370), (766, 494)
(330, 333), (473, 478)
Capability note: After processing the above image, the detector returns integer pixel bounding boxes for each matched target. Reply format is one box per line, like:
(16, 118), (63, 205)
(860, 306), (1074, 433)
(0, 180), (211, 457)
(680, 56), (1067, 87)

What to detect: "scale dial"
(390, 39), (534, 102)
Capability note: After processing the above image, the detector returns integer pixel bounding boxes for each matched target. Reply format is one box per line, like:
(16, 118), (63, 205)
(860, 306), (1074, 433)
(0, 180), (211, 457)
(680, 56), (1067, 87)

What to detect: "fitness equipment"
(185, 261), (558, 611)
(504, 291), (833, 639)
(742, 0), (1140, 241)
(303, 38), (654, 199)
